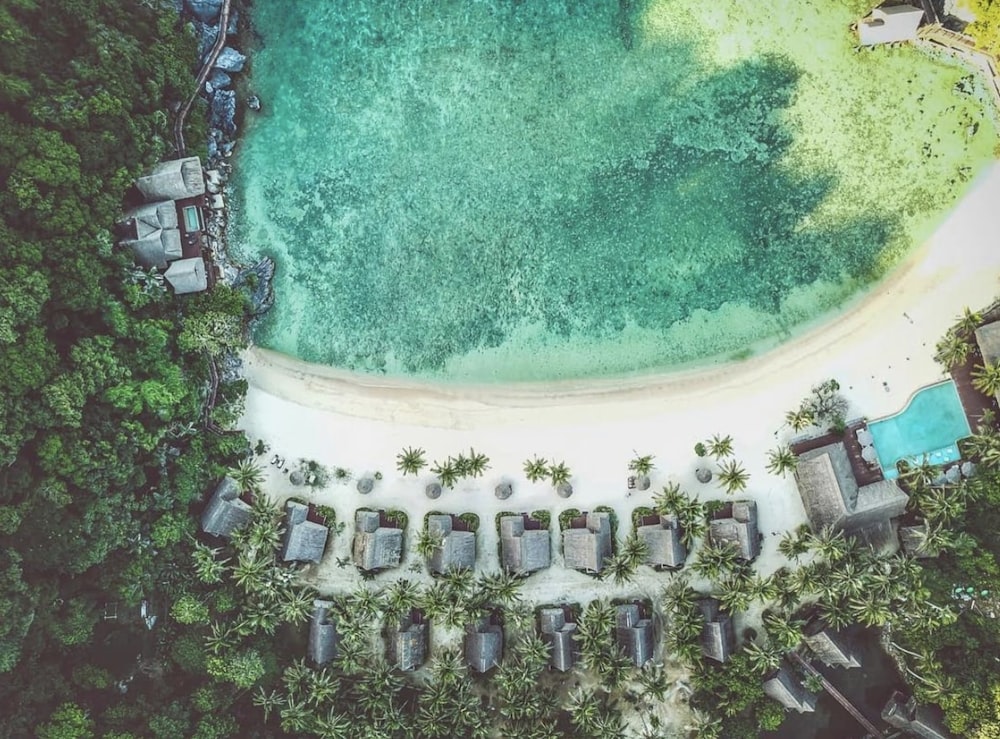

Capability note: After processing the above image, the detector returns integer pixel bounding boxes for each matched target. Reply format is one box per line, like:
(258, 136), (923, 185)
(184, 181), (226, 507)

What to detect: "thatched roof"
(637, 515), (687, 568)
(281, 501), (329, 563)
(123, 202), (184, 270)
(390, 615), (427, 672)
(309, 599), (339, 665)
(136, 156), (206, 201)
(802, 623), (860, 668)
(882, 691), (951, 739)
(352, 510), (402, 571)
(427, 514), (476, 574)
(763, 665), (817, 713)
(500, 515), (551, 575)
(465, 619), (503, 673)
(697, 598), (735, 664)
(858, 4), (924, 46)
(709, 500), (760, 561)
(614, 604), (654, 667)
(975, 320), (1000, 365)
(538, 607), (578, 672)
(562, 511), (613, 573)
(200, 476), (251, 538)
(164, 257), (208, 294)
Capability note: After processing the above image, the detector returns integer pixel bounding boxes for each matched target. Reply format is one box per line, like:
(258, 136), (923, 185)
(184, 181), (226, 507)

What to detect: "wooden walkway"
(790, 422), (885, 487)
(951, 344), (1000, 432)
(789, 651), (886, 738)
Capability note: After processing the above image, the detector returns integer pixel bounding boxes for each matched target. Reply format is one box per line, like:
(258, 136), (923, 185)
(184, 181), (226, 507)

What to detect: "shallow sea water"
(230, 0), (997, 382)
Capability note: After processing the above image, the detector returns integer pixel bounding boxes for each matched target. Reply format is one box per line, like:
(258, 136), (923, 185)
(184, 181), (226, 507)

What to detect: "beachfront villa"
(857, 3), (925, 46)
(200, 477), (251, 539)
(635, 513), (687, 569)
(426, 514), (477, 574)
(499, 514), (551, 575)
(388, 611), (428, 672)
(352, 510), (403, 572)
(562, 511), (613, 574)
(763, 664), (818, 713)
(465, 615), (503, 674)
(697, 598), (736, 664)
(308, 599), (339, 666)
(120, 156), (208, 294)
(614, 603), (655, 668)
(538, 607), (579, 673)
(708, 501), (761, 562)
(280, 501), (330, 563)
(794, 441), (908, 545)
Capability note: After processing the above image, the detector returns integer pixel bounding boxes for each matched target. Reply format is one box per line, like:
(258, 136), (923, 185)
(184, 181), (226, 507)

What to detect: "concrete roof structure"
(697, 598), (736, 664)
(794, 442), (908, 534)
(538, 607), (578, 672)
(465, 617), (503, 673)
(614, 603), (654, 667)
(562, 511), (613, 573)
(763, 665), (818, 713)
(500, 515), (551, 575)
(858, 4), (924, 46)
(280, 501), (329, 563)
(352, 510), (403, 572)
(426, 514), (476, 574)
(136, 156), (206, 201)
(200, 476), (251, 538)
(636, 514), (687, 568)
(164, 257), (208, 294)
(709, 500), (760, 561)
(309, 599), (339, 666)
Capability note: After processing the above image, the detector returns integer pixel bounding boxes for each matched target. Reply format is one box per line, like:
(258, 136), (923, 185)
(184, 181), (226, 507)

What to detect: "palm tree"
(707, 434), (734, 459)
(685, 709), (722, 739)
(621, 532), (649, 568)
(918, 487), (966, 525)
(523, 456), (549, 483)
(934, 330), (971, 370)
(279, 587), (315, 625)
(314, 710), (352, 739)
(604, 552), (638, 586)
(808, 525), (849, 562)
(205, 621), (239, 656)
(848, 595), (892, 627)
(651, 481), (683, 515)
(716, 574), (753, 613)
(691, 540), (739, 579)
(567, 688), (600, 735)
(744, 641), (784, 674)
(349, 585), (385, 620)
(430, 458), (460, 489)
(548, 461), (571, 487)
(762, 609), (804, 651)
(307, 668), (339, 706)
(954, 306), (983, 338)
(477, 571), (523, 605)
(279, 696), (312, 734)
(192, 542), (228, 584)
(415, 527), (444, 560)
(396, 446), (427, 476)
(973, 361), (1000, 397)
(229, 458), (264, 492)
(766, 446), (798, 477)
(717, 459), (749, 494)
(629, 453), (656, 476)
(384, 578), (419, 617)
(232, 552), (271, 593)
(514, 632), (552, 672)
(252, 687), (283, 722)
(462, 448), (490, 478)
(777, 528), (810, 561)
(785, 406), (815, 432)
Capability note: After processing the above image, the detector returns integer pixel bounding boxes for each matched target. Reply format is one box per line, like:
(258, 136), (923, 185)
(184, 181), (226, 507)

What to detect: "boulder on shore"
(212, 46), (246, 73)
(186, 0), (223, 23)
(208, 70), (232, 90)
(210, 89), (237, 135)
(234, 258), (276, 318)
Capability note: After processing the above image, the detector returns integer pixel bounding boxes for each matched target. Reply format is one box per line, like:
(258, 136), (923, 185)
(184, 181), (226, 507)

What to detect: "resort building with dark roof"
(200, 477), (252, 538)
(763, 665), (818, 713)
(465, 616), (503, 673)
(426, 514), (476, 574)
(636, 514), (687, 569)
(882, 691), (952, 739)
(309, 599), (339, 666)
(500, 514), (551, 575)
(538, 607), (579, 672)
(794, 442), (908, 539)
(802, 621), (860, 669)
(562, 511), (613, 574)
(388, 611), (428, 672)
(280, 501), (329, 563)
(352, 510), (403, 572)
(697, 598), (736, 664)
(858, 4), (924, 46)
(708, 500), (760, 562)
(615, 603), (655, 667)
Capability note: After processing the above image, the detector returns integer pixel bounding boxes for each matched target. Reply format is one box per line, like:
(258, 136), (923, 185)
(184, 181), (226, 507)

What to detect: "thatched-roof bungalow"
(882, 691), (952, 739)
(538, 607), (578, 672)
(562, 511), (613, 574)
(802, 620), (860, 669)
(465, 616), (503, 673)
(614, 603), (654, 667)
(637, 514), (687, 569)
(697, 597), (736, 664)
(281, 501), (329, 563)
(121, 200), (184, 270)
(763, 665), (817, 713)
(388, 611), (428, 672)
(164, 257), (208, 294)
(426, 514), (476, 575)
(200, 477), (251, 538)
(500, 514), (550, 575)
(352, 510), (403, 572)
(708, 500), (760, 562)
(309, 599), (339, 666)
(136, 156), (207, 201)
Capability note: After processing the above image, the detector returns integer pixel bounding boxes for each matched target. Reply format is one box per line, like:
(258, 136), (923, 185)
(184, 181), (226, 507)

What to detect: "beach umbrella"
(357, 477), (374, 494)
(425, 482), (442, 500)
(495, 482), (513, 500)
(289, 471), (305, 486)
(695, 468), (712, 484)
(857, 429), (874, 446)
(635, 475), (651, 491)
(557, 482), (573, 498)
(861, 446), (878, 464)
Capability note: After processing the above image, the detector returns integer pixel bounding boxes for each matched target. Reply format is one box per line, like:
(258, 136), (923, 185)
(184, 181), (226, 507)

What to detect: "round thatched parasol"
(557, 482), (573, 498)
(425, 482), (442, 499)
(636, 475), (650, 491)
(495, 482), (513, 500)
(695, 467), (712, 484)
(289, 470), (305, 486)
(357, 477), (374, 494)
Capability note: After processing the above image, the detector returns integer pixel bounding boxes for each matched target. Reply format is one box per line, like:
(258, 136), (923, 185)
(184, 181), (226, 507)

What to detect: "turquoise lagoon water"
(230, 0), (997, 382)
(869, 380), (971, 479)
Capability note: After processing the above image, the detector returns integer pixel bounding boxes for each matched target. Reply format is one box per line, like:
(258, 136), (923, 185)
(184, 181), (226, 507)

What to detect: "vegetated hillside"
(0, 0), (248, 735)
(964, 0), (1000, 55)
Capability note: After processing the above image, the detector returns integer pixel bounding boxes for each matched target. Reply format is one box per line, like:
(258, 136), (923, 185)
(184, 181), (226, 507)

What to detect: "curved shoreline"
(244, 161), (1000, 428)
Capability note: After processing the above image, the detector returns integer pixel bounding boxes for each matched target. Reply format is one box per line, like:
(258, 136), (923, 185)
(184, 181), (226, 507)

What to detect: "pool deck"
(950, 343), (1000, 431)
(790, 421), (885, 487)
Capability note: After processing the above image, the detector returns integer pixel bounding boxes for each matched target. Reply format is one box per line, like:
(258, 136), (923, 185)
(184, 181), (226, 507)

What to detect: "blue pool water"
(868, 381), (971, 479)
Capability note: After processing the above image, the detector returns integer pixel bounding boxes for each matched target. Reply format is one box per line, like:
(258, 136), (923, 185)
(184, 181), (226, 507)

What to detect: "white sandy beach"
(238, 161), (1000, 646)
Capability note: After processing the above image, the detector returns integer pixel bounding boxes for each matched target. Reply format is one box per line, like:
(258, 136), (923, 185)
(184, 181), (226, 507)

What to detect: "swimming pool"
(868, 381), (971, 479)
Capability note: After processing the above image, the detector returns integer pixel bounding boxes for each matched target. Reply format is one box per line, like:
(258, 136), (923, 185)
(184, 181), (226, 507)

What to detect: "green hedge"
(458, 512), (479, 533)
(631, 506), (655, 529)
(558, 508), (582, 531)
(530, 510), (551, 530)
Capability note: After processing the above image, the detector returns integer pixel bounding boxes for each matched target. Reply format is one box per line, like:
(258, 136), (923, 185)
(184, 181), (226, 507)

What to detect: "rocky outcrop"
(212, 46), (246, 73)
(210, 89), (237, 134)
(185, 0), (223, 23)
(234, 258), (276, 318)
